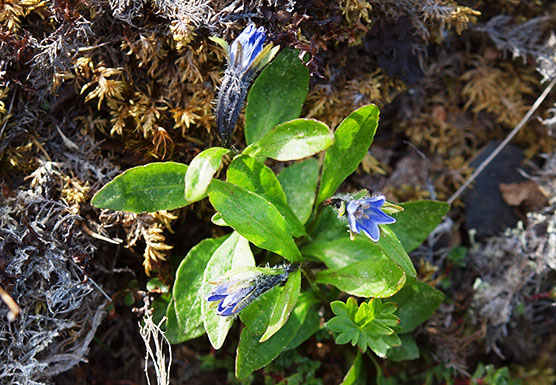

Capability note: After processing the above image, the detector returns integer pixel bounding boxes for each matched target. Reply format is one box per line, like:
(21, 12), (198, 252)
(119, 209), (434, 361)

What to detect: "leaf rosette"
(327, 297), (401, 358)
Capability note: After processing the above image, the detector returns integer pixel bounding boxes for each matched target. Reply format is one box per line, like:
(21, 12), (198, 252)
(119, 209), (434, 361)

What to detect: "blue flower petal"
(207, 281), (233, 297)
(210, 285), (256, 316)
(243, 27), (266, 63)
(230, 24), (254, 65)
(207, 293), (227, 302)
(230, 24), (267, 72)
(217, 305), (236, 317)
(366, 195), (386, 205)
(346, 201), (360, 233)
(367, 207), (396, 224)
(221, 286), (252, 309)
(345, 195), (396, 242)
(356, 218), (381, 242)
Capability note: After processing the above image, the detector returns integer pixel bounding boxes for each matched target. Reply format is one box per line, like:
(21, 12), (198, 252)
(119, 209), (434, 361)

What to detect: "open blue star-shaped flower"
(346, 195), (396, 242)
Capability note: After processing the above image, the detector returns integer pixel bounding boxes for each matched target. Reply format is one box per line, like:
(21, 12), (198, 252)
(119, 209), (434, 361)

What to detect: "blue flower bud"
(214, 24), (279, 146)
(229, 24), (267, 73)
(207, 264), (294, 316)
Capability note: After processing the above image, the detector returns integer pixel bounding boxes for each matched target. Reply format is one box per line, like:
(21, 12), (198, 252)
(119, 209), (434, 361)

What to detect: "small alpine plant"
(92, 27), (451, 380)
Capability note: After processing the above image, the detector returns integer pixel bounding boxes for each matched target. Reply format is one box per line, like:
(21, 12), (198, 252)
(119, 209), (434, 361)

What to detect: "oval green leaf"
(208, 180), (303, 262)
(376, 226), (417, 278)
(235, 293), (313, 380)
(305, 208), (417, 278)
(386, 280), (444, 333)
(227, 154), (305, 237)
(390, 200), (450, 252)
(166, 299), (204, 344)
(387, 334), (420, 361)
(211, 212), (228, 227)
(277, 158), (319, 225)
(91, 162), (189, 213)
(260, 269), (301, 342)
(308, 205), (349, 242)
(316, 104), (380, 205)
(240, 285), (282, 335)
(341, 352), (367, 385)
(301, 238), (386, 269)
(185, 147), (230, 202)
(245, 49), (309, 145)
(284, 308), (321, 351)
(243, 119), (333, 161)
(173, 236), (227, 340)
(201, 232), (255, 349)
(315, 258), (406, 298)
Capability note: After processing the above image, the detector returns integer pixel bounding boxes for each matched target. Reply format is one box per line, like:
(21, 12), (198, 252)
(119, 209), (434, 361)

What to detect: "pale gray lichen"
(0, 164), (103, 383)
(469, 153), (556, 358)
(476, 15), (556, 81)
(0, 112), (121, 383)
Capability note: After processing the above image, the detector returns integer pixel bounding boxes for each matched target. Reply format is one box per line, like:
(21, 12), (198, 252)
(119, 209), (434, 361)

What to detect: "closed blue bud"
(346, 195), (396, 242)
(207, 280), (257, 316)
(214, 24), (279, 146)
(207, 264), (293, 316)
(229, 24), (267, 73)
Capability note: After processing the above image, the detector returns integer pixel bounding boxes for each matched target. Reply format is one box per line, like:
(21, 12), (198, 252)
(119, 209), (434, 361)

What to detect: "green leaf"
(243, 119), (334, 161)
(308, 205), (348, 242)
(341, 352), (367, 385)
(245, 49), (309, 145)
(209, 36), (229, 53)
(201, 232), (255, 349)
(301, 237), (385, 269)
(173, 236), (227, 340)
(166, 299), (204, 344)
(152, 293), (170, 325)
(284, 308), (321, 351)
(376, 226), (417, 278)
(235, 293), (314, 379)
(147, 278), (169, 293)
(327, 297), (401, 358)
(316, 104), (380, 205)
(447, 246), (467, 267)
(208, 180), (303, 262)
(386, 280), (444, 333)
(387, 334), (420, 361)
(91, 162), (189, 213)
(389, 200), (450, 252)
(211, 212), (228, 227)
(185, 147), (230, 202)
(227, 154), (305, 237)
(316, 258), (406, 298)
(240, 285), (282, 335)
(260, 269), (301, 342)
(307, 206), (417, 278)
(277, 158), (319, 225)
(471, 364), (521, 385)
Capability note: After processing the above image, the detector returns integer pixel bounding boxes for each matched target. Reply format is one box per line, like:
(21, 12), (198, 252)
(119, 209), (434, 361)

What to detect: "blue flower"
(213, 24), (279, 146)
(207, 278), (258, 316)
(207, 265), (293, 316)
(346, 195), (396, 242)
(229, 24), (267, 73)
